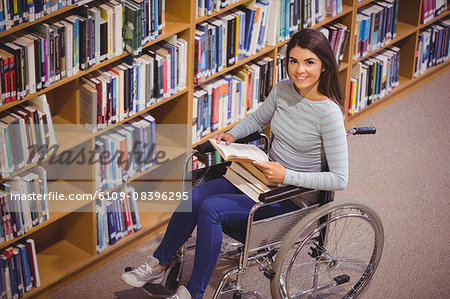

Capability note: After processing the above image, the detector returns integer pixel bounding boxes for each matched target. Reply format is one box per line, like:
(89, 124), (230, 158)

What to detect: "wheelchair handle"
(347, 127), (376, 136)
(194, 132), (264, 154)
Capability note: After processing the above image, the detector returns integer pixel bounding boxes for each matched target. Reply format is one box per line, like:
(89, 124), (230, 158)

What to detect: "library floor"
(47, 71), (450, 299)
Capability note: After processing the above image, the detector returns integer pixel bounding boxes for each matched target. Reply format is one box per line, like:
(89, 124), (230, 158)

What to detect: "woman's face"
(287, 46), (324, 97)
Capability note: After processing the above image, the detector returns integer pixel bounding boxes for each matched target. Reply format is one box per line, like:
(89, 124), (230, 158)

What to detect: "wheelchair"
(137, 127), (384, 299)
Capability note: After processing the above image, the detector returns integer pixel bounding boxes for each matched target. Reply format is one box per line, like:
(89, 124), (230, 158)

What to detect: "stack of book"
(193, 56), (274, 144)
(2, 167), (49, 241)
(354, 0), (399, 60)
(0, 238), (40, 298)
(96, 184), (141, 253)
(210, 139), (276, 202)
(414, 19), (450, 77)
(317, 22), (350, 65)
(349, 45), (400, 116)
(94, 112), (156, 192)
(195, 0), (272, 84)
(421, 0), (447, 24)
(0, 0), (83, 33)
(80, 36), (187, 133)
(0, 95), (57, 179)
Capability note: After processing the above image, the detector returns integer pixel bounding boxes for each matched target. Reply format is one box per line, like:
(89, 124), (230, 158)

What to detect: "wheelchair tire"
(270, 200), (384, 299)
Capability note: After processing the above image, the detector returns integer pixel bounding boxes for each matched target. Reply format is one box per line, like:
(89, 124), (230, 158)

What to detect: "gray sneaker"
(121, 255), (164, 287)
(168, 285), (191, 299)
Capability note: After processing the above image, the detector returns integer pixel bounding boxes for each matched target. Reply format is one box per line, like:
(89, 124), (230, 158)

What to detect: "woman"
(121, 28), (348, 299)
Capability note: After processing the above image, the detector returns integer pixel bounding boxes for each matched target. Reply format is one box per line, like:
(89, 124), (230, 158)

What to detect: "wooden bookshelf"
(0, 0), (448, 297)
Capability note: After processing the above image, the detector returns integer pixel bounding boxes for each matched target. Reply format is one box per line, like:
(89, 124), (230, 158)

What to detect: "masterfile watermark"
(26, 141), (169, 169)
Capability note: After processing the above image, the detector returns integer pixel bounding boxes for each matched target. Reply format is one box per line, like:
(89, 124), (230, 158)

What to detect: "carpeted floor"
(47, 71), (450, 299)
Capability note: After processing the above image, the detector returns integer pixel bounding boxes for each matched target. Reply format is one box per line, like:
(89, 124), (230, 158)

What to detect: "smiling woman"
(286, 28), (344, 110)
(122, 29), (349, 299)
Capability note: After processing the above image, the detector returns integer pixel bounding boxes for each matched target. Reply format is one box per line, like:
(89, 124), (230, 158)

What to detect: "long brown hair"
(286, 29), (344, 112)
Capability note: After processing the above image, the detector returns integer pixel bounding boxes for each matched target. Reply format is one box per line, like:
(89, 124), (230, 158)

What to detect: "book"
(223, 166), (263, 202)
(209, 139), (268, 163)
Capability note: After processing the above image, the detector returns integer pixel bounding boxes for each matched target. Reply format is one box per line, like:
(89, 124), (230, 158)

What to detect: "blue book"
(106, 201), (117, 245)
(12, 249), (23, 298)
(224, 75), (233, 125)
(139, 113), (157, 167)
(205, 0), (212, 15)
(0, 255), (6, 298)
(238, 5), (255, 55)
(208, 24), (217, 75)
(4, 248), (18, 299)
(153, 0), (159, 39)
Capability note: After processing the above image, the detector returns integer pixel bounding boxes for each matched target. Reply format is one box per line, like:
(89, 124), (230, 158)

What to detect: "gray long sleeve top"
(227, 79), (348, 191)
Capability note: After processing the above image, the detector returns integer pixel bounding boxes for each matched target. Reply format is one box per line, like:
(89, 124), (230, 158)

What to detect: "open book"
(209, 139), (269, 162)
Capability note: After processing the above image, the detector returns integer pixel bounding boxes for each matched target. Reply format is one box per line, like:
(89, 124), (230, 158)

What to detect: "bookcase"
(0, 0), (447, 297)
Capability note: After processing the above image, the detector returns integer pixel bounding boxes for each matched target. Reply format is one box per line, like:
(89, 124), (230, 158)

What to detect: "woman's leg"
(153, 178), (238, 266)
(186, 194), (299, 298)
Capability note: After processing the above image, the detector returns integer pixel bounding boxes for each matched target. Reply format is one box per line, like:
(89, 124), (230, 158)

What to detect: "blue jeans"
(153, 178), (299, 298)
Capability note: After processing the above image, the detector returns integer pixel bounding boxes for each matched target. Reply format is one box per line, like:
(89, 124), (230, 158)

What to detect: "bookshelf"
(0, 0), (447, 297)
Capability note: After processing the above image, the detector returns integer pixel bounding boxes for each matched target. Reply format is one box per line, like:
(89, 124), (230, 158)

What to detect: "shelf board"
(25, 211), (171, 297)
(357, 0), (376, 8)
(419, 10), (450, 29)
(0, 181), (92, 250)
(352, 21), (417, 64)
(195, 0), (250, 24)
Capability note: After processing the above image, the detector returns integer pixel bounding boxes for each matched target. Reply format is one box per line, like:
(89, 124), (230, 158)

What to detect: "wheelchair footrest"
(142, 283), (173, 297)
(333, 274), (350, 285)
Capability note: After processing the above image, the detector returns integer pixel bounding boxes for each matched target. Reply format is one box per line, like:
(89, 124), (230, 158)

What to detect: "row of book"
(421, 0), (447, 24)
(1, 166), (49, 243)
(196, 0), (242, 18)
(0, 238), (40, 298)
(349, 45), (400, 116)
(300, 0), (344, 29)
(80, 36), (187, 133)
(0, 0), (167, 106)
(194, 0), (272, 84)
(96, 184), (141, 253)
(0, 0), (84, 32)
(317, 22), (350, 65)
(0, 95), (57, 179)
(121, 0), (166, 55)
(353, 0), (399, 60)
(414, 19), (450, 78)
(193, 56), (274, 144)
(94, 112), (156, 192)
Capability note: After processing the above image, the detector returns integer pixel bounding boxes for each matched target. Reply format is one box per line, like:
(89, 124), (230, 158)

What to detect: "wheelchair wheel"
(270, 200), (384, 299)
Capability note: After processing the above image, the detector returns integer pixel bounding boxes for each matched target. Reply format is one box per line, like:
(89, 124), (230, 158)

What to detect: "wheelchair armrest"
(258, 185), (315, 204)
(194, 132), (264, 154)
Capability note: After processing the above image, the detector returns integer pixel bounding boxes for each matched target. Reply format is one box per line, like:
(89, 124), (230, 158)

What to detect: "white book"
(192, 93), (199, 143)
(59, 21), (74, 77)
(88, 6), (101, 64)
(265, 0), (280, 46)
(79, 83), (98, 133)
(109, 0), (124, 56)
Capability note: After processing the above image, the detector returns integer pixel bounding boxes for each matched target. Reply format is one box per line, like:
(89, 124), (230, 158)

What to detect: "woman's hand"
(252, 161), (286, 184)
(214, 132), (235, 145)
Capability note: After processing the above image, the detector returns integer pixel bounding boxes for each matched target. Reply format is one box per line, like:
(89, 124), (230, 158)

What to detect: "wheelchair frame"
(142, 127), (384, 299)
